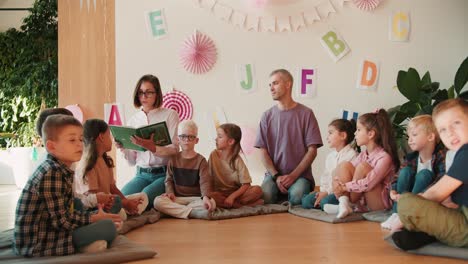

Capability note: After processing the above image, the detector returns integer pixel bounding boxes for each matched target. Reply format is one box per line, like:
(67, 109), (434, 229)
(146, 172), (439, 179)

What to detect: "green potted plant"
(388, 56), (468, 155)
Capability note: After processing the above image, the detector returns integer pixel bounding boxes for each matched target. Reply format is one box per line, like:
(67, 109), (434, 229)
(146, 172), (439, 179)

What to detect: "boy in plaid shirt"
(14, 115), (121, 257)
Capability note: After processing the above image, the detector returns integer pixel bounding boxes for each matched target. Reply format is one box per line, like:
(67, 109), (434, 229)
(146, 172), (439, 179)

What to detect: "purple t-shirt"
(254, 103), (323, 183)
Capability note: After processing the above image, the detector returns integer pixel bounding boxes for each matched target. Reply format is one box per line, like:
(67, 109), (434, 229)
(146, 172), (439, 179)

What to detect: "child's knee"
(355, 162), (372, 177)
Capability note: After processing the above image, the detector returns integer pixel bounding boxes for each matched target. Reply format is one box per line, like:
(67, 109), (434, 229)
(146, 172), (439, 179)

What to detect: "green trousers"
(398, 193), (468, 248)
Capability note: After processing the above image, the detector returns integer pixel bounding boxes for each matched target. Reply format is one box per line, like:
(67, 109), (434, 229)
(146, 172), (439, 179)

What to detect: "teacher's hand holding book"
(131, 133), (156, 152)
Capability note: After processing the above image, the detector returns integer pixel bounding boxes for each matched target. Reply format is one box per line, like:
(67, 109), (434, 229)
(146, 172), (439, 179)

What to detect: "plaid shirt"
(14, 154), (92, 257)
(397, 143), (447, 183)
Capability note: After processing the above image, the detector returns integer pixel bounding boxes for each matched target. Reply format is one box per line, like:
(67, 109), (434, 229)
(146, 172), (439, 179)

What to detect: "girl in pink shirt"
(329, 109), (400, 218)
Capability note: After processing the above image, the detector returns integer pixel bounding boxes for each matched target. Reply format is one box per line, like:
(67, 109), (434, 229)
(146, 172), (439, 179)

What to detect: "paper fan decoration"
(353, 0), (382, 11)
(180, 30), (217, 74)
(162, 90), (193, 121)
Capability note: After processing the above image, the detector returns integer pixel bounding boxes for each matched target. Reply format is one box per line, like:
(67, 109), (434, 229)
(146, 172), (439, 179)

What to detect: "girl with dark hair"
(302, 118), (358, 210)
(75, 119), (148, 217)
(329, 109), (399, 219)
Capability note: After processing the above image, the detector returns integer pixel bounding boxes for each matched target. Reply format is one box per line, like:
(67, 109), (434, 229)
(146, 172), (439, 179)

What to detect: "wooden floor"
(0, 185), (465, 264)
(126, 214), (465, 264)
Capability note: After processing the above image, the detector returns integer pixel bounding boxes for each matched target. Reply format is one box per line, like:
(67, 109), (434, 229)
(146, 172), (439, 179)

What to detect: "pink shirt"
(346, 146), (394, 209)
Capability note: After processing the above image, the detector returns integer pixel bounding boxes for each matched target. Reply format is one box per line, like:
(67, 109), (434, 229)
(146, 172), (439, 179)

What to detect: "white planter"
(0, 150), (15, 185)
(2, 147), (47, 188)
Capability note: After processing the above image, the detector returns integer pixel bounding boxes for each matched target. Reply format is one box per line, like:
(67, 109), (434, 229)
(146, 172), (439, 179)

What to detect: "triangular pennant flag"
(317, 0), (336, 19)
(200, 0), (217, 10)
(291, 13), (306, 31)
(245, 15), (260, 31)
(277, 16), (292, 32)
(261, 16), (276, 32)
(303, 8), (321, 24)
(335, 0), (352, 7)
(213, 2), (233, 21)
(232, 10), (246, 28)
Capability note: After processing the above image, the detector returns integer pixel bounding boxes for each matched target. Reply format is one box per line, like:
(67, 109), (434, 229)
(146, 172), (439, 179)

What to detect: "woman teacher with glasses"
(116, 74), (180, 209)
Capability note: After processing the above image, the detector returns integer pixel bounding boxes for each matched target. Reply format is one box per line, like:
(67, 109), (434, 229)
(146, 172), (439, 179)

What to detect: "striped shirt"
(14, 154), (92, 257)
(165, 152), (212, 197)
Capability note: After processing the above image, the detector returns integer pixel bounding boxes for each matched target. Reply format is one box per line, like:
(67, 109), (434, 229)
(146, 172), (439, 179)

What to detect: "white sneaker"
(79, 240), (107, 253)
(381, 213), (398, 230)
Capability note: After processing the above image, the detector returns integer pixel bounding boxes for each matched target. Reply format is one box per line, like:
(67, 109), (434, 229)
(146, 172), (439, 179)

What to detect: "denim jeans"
(301, 192), (339, 209)
(393, 167), (434, 212)
(261, 175), (312, 205)
(72, 219), (117, 249)
(121, 168), (166, 208)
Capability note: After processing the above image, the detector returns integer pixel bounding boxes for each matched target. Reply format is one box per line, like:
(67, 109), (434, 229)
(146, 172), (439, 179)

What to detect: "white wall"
(115, 0), (468, 187)
(0, 0), (34, 31)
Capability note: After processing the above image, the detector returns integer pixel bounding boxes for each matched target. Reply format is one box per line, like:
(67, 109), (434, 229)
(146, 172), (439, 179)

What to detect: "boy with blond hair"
(391, 99), (468, 250)
(154, 120), (216, 219)
(382, 114), (447, 230)
(14, 115), (121, 257)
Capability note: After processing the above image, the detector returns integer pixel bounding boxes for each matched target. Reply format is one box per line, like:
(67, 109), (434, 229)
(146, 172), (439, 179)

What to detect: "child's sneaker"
(79, 240), (108, 253)
(381, 212), (398, 230)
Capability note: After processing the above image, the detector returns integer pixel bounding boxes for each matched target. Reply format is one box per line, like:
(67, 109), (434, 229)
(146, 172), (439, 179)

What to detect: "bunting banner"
(194, 0), (352, 33)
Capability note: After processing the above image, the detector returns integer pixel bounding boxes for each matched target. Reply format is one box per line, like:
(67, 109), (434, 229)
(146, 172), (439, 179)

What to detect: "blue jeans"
(261, 175), (312, 205)
(121, 168), (166, 208)
(74, 196), (122, 214)
(301, 192), (339, 209)
(72, 219), (117, 249)
(393, 167), (434, 212)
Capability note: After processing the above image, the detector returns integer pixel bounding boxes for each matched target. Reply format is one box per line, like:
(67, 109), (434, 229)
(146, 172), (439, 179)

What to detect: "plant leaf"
(454, 56), (468, 94)
(397, 68), (422, 102)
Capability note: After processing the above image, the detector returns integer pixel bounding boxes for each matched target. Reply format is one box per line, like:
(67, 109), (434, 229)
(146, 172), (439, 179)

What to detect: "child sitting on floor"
(209, 123), (263, 209)
(75, 119), (148, 218)
(326, 109), (400, 218)
(382, 115), (446, 231)
(14, 115), (121, 257)
(301, 118), (358, 209)
(391, 99), (468, 250)
(154, 120), (216, 218)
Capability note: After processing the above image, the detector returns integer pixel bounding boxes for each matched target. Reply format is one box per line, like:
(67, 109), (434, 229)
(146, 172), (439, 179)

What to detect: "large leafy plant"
(388, 56), (468, 154)
(0, 0), (58, 148)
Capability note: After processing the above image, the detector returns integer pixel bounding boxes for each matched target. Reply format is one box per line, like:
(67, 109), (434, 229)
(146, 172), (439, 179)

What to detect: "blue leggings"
(393, 167), (434, 212)
(74, 196), (122, 214)
(301, 192), (339, 209)
(121, 170), (166, 208)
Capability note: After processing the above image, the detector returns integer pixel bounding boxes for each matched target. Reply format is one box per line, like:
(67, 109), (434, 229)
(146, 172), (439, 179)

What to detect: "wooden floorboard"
(0, 186), (465, 263)
(125, 214), (465, 264)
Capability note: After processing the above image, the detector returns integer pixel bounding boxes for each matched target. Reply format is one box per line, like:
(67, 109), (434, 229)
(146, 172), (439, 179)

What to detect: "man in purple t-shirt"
(254, 69), (323, 205)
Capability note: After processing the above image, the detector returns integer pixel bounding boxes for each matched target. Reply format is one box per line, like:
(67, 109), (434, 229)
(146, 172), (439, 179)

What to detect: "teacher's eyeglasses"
(178, 134), (197, 142)
(137, 91), (156, 97)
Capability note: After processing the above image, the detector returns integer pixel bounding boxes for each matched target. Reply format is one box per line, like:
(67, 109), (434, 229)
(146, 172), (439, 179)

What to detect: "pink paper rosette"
(162, 90), (193, 121)
(180, 30), (217, 74)
(353, 0), (382, 11)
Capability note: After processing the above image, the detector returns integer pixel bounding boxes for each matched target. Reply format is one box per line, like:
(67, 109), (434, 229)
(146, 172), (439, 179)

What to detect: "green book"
(109, 121), (172, 151)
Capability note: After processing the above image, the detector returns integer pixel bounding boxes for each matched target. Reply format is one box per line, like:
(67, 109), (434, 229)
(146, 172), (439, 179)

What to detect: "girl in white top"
(301, 119), (358, 209)
(117, 74), (179, 209)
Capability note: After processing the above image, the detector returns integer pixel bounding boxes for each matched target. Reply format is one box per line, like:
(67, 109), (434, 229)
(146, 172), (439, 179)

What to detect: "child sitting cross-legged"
(381, 115), (447, 231)
(391, 99), (468, 250)
(74, 119), (148, 220)
(209, 123), (264, 209)
(14, 115), (121, 257)
(154, 120), (216, 218)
